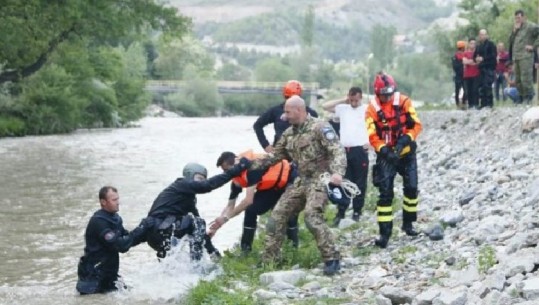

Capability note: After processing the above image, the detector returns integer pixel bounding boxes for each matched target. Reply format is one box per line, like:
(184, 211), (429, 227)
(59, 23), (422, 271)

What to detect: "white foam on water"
(117, 237), (223, 303)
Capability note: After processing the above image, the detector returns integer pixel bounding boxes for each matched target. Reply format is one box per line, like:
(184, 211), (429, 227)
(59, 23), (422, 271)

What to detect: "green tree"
(0, 0), (190, 84)
(216, 63), (252, 81)
(301, 5), (315, 49)
(370, 24), (397, 71)
(255, 58), (297, 82)
(153, 36), (215, 80)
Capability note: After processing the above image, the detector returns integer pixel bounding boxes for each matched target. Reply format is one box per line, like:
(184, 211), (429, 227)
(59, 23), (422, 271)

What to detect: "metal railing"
(145, 80), (319, 93)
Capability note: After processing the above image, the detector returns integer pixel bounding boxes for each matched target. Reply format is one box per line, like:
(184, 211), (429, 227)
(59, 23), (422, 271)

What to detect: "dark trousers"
(337, 146), (369, 216)
(146, 214), (209, 260)
(494, 72), (506, 101)
(464, 76), (479, 109)
(454, 78), (466, 106)
(375, 153), (418, 224)
(243, 188), (298, 238)
(478, 69), (495, 108)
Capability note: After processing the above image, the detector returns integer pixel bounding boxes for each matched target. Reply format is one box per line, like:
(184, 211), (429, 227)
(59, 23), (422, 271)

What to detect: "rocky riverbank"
(184, 106), (539, 305)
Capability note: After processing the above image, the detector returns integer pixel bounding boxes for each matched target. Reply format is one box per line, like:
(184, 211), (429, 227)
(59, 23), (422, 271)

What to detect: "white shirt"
(334, 104), (369, 147)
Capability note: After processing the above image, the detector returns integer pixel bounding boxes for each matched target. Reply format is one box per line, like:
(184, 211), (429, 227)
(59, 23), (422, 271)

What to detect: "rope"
(319, 172), (361, 202)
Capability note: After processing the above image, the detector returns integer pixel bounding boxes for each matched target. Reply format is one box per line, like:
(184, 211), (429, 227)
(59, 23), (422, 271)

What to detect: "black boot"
(374, 222), (392, 249)
(352, 211), (361, 222)
(401, 221), (419, 236)
(240, 227), (256, 254)
(332, 209), (346, 227)
(286, 227), (299, 248)
(323, 259), (341, 276)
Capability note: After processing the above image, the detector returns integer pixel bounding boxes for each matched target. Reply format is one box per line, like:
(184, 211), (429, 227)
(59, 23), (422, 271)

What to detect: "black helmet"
(182, 163), (208, 181)
(327, 184), (349, 207)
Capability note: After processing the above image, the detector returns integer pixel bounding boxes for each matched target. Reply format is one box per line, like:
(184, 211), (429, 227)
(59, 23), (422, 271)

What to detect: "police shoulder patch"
(321, 126), (336, 141)
(104, 231), (115, 241)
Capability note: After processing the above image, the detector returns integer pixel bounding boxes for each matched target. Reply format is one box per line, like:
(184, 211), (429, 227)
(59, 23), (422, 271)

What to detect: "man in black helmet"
(143, 159), (251, 260)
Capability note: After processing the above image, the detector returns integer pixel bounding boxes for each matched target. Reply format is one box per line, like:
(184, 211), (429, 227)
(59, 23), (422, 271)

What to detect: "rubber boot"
(286, 227), (299, 248)
(323, 259), (341, 276)
(332, 209), (345, 227)
(374, 221), (393, 249)
(240, 227), (256, 254)
(401, 221), (419, 236)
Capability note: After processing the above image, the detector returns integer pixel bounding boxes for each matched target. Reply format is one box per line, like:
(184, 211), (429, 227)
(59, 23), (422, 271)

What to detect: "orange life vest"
(232, 150), (290, 191)
(370, 92), (415, 147)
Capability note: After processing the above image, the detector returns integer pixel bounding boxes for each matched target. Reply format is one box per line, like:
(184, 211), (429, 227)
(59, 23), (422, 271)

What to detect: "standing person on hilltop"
(366, 72), (422, 249)
(495, 42), (510, 102)
(452, 41), (467, 109)
(474, 29), (497, 108)
(321, 87), (369, 226)
(253, 80), (318, 153)
(463, 38), (480, 109)
(509, 9), (539, 104)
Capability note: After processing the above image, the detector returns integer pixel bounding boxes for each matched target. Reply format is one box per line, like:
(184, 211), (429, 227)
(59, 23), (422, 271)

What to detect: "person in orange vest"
(366, 72), (423, 248)
(208, 150), (299, 254)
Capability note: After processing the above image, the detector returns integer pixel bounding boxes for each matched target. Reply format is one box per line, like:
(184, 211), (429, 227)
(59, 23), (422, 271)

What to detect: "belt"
(344, 146), (369, 153)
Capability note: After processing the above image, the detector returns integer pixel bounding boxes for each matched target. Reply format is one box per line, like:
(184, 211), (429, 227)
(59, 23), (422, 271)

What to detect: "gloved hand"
(380, 146), (398, 165)
(226, 157), (251, 177)
(395, 134), (412, 156)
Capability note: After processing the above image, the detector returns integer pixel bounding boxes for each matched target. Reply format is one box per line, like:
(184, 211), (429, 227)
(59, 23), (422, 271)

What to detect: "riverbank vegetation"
(1, 0), (535, 137)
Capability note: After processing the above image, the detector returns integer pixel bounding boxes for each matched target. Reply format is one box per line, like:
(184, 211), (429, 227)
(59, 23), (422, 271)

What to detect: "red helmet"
(373, 73), (397, 96)
(283, 80), (303, 98)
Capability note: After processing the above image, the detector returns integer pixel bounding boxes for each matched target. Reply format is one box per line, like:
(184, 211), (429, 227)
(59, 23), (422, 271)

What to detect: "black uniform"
(474, 39), (497, 108)
(253, 103), (318, 150)
(145, 166), (245, 260)
(76, 209), (145, 294)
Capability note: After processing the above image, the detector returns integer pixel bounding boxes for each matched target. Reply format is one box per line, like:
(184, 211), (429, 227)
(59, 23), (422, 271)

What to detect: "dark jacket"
(253, 103), (318, 149)
(77, 209), (142, 294)
(474, 39), (497, 70)
(148, 172), (235, 218)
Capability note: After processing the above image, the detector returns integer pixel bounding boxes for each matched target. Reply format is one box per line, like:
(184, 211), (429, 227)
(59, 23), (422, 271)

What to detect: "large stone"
(252, 289), (278, 300)
(268, 281), (297, 292)
(484, 271), (506, 291)
(440, 210), (464, 227)
(375, 295), (392, 305)
(414, 286), (441, 305)
(338, 218), (357, 229)
(521, 106), (539, 132)
(259, 270), (307, 286)
(432, 288), (467, 305)
(498, 248), (539, 277)
(522, 278), (539, 300)
(379, 286), (414, 304)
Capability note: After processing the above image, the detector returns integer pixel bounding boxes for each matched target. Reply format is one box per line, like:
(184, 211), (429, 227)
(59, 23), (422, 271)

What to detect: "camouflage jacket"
(510, 21), (539, 60)
(254, 116), (346, 180)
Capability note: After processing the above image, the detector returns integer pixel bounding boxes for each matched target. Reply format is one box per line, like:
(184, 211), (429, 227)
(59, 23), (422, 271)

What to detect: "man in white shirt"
(322, 87), (370, 226)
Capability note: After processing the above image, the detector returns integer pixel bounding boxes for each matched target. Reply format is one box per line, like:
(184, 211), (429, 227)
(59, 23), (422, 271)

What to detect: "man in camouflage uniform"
(254, 95), (346, 276)
(509, 9), (539, 104)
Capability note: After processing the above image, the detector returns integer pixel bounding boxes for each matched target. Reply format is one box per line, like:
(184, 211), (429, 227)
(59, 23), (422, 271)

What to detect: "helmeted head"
(456, 40), (466, 50)
(182, 163), (208, 181)
(283, 80), (303, 99)
(373, 73), (397, 102)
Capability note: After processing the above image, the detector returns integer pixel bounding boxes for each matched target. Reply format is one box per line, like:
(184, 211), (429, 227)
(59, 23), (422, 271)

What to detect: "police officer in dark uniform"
(253, 80), (318, 153)
(76, 186), (152, 295)
(144, 160), (250, 260)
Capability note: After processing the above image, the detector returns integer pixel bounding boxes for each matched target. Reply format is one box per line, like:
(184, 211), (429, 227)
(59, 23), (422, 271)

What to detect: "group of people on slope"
(76, 73), (423, 295)
(452, 9), (539, 108)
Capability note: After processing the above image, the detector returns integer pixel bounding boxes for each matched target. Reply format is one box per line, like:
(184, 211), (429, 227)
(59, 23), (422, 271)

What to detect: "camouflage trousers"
(515, 56), (535, 100)
(262, 177), (339, 262)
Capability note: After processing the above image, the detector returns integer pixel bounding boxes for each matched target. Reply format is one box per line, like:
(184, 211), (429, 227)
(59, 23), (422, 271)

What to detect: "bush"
(0, 116), (26, 137)
(164, 80), (223, 117)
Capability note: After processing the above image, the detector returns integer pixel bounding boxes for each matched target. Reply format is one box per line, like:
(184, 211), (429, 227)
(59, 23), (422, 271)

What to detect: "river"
(0, 116), (270, 305)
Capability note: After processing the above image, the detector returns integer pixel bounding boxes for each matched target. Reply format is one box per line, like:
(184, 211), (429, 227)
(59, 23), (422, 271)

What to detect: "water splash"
(118, 237), (222, 303)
